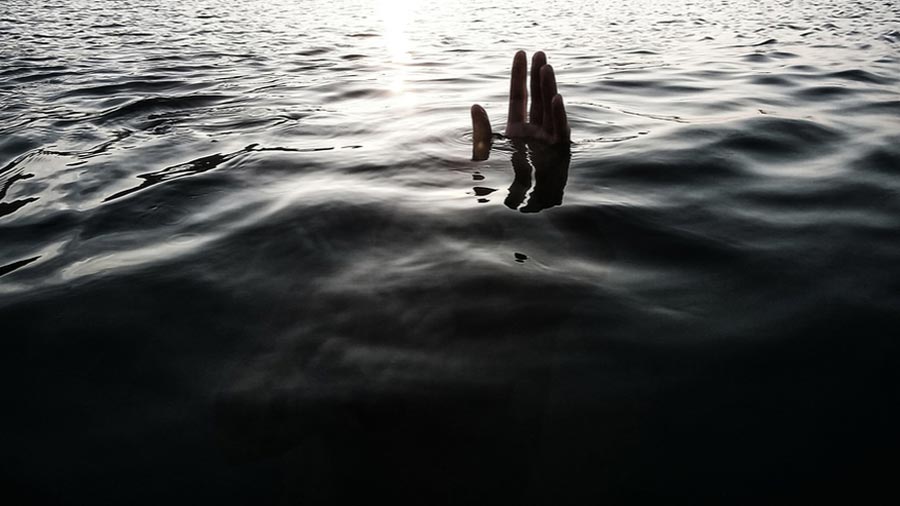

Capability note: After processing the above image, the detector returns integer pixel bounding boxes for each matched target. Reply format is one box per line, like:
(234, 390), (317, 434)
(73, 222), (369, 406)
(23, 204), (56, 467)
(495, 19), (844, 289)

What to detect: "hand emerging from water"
(471, 50), (570, 160)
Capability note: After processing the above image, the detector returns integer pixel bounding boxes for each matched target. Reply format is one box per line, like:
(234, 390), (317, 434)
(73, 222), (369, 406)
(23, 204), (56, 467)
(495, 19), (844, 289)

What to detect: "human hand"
(471, 50), (570, 160)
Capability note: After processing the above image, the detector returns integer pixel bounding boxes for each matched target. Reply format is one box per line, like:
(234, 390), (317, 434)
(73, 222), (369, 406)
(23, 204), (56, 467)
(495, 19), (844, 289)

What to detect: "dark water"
(3, 0), (900, 503)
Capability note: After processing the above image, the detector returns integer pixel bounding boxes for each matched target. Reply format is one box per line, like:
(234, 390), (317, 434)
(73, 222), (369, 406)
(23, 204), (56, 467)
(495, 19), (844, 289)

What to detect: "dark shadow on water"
(102, 144), (337, 203)
(0, 256), (40, 277)
(0, 172), (38, 219)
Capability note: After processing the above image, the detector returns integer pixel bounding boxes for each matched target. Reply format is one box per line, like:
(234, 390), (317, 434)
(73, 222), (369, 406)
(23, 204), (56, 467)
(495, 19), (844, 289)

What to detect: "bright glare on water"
(2, 0), (900, 504)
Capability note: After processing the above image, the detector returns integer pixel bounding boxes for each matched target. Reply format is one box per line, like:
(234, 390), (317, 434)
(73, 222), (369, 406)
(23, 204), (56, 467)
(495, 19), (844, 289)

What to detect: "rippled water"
(3, 0), (900, 503)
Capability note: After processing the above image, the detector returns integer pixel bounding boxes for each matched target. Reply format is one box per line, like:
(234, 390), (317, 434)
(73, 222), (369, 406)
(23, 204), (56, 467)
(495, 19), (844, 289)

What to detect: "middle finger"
(529, 51), (547, 126)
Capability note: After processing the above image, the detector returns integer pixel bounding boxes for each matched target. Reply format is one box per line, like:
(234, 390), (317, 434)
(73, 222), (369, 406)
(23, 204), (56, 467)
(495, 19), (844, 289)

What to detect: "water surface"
(2, 0), (900, 503)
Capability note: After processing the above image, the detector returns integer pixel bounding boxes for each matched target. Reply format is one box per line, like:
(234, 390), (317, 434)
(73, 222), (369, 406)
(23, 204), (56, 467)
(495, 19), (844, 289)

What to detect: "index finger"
(506, 50), (528, 129)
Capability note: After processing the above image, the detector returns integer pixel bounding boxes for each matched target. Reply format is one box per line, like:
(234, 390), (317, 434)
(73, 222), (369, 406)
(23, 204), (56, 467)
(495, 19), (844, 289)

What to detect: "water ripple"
(3, 0), (900, 503)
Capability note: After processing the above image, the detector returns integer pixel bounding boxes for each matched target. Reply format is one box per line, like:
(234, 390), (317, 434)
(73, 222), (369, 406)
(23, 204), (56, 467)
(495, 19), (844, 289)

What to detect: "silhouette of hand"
(468, 51), (571, 212)
(471, 50), (570, 160)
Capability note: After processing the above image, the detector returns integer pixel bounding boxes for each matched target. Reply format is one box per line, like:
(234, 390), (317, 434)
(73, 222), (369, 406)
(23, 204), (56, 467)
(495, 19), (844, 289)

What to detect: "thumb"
(471, 104), (492, 161)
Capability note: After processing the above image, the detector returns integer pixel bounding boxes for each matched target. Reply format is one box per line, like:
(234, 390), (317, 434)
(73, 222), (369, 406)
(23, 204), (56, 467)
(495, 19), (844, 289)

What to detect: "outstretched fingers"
(529, 51), (547, 126)
(493, 50), (570, 145)
(506, 50), (528, 131)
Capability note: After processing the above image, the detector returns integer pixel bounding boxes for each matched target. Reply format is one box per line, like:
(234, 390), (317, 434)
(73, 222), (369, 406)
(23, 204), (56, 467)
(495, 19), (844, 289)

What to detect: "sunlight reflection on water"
(376, 0), (416, 103)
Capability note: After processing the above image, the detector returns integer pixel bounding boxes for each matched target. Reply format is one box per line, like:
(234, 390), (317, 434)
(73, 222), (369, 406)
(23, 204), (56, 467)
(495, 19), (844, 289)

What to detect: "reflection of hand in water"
(471, 50), (571, 161)
(504, 139), (571, 213)
(471, 51), (571, 213)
